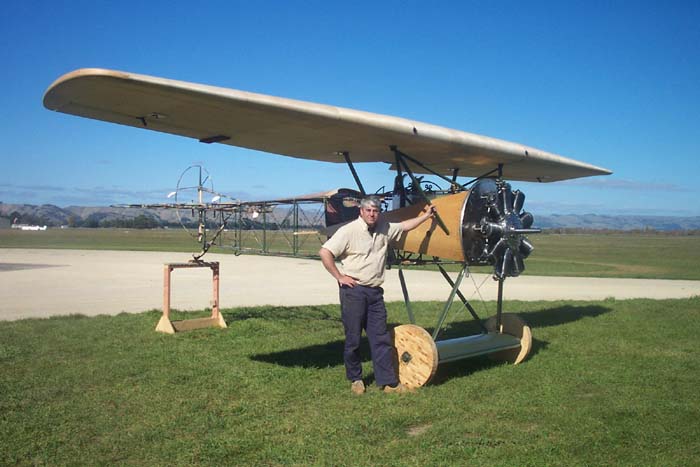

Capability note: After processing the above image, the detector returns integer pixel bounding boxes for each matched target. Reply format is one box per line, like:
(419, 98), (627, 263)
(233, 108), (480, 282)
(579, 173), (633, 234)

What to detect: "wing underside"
(43, 68), (611, 182)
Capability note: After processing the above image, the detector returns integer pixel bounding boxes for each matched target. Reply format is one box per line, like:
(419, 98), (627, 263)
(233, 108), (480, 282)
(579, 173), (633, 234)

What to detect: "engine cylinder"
(461, 178), (537, 279)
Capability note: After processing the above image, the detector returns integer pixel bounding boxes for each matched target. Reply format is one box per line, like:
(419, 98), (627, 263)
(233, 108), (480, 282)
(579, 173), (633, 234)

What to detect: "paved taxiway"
(1, 248), (699, 321)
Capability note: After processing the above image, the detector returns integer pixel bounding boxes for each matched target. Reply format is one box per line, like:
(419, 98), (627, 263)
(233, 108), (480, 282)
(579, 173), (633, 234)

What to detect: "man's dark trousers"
(339, 284), (397, 387)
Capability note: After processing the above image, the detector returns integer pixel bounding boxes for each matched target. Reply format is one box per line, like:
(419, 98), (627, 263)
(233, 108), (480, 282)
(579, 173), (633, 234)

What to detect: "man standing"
(319, 196), (436, 394)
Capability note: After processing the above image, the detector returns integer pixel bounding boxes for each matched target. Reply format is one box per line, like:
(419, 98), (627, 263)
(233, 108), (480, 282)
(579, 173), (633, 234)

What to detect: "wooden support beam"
(156, 261), (227, 334)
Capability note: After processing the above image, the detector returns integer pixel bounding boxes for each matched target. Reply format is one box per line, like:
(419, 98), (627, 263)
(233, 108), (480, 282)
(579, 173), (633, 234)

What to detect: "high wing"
(43, 68), (611, 182)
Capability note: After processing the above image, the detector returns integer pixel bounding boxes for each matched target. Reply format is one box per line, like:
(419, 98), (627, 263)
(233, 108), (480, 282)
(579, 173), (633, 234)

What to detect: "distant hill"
(536, 214), (700, 231)
(1, 202), (700, 231)
(0, 203), (189, 228)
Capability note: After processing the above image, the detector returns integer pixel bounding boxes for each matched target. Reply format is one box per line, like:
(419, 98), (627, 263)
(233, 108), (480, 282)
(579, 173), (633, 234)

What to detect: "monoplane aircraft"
(43, 68), (611, 387)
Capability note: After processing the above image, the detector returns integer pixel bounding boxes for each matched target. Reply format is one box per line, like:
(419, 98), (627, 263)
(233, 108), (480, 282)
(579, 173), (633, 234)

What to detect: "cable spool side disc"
(392, 324), (438, 388)
(484, 313), (532, 365)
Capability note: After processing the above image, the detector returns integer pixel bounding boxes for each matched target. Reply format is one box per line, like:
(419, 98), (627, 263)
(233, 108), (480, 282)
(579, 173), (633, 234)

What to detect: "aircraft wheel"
(392, 324), (438, 388)
(484, 313), (532, 365)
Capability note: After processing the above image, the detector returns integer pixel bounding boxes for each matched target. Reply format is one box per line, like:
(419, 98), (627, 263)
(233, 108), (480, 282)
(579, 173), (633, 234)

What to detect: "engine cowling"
(383, 178), (538, 279)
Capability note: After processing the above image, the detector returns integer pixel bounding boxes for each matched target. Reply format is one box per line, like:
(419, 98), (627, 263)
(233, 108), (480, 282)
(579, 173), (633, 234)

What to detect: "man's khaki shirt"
(321, 216), (403, 287)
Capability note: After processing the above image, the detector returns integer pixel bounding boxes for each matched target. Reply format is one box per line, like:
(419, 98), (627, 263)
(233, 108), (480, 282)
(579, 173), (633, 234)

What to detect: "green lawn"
(1, 298), (699, 466)
(0, 228), (198, 253)
(524, 233), (700, 280)
(2, 228), (700, 280)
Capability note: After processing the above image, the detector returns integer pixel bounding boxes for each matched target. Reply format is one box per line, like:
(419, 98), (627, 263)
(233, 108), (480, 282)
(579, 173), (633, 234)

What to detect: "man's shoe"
(383, 383), (414, 394)
(351, 380), (366, 395)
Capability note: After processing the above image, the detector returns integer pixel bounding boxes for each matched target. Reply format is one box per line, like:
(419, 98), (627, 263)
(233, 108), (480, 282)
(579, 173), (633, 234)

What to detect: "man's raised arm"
(400, 205), (436, 232)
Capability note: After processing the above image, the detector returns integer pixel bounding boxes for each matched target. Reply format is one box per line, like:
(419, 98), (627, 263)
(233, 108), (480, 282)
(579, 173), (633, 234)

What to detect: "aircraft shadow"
(0, 263), (65, 272)
(250, 337), (360, 369)
(518, 303), (612, 329)
(222, 305), (341, 323)
(435, 303), (611, 340)
(249, 304), (611, 387)
(427, 304), (611, 386)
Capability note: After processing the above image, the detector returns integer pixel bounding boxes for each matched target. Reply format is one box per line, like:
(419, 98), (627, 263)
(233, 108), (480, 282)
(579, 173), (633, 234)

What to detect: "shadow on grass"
(222, 305), (341, 323)
(250, 337), (382, 385)
(250, 304), (611, 386)
(426, 335), (550, 386)
(435, 304), (612, 341)
(251, 337), (349, 368)
(521, 304), (612, 329)
(427, 304), (611, 385)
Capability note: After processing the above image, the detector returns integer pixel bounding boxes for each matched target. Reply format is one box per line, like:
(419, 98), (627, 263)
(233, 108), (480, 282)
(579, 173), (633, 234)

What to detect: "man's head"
(359, 196), (381, 228)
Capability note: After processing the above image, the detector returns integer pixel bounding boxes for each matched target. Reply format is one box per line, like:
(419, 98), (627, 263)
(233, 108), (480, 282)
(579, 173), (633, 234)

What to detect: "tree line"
(2, 211), (321, 230)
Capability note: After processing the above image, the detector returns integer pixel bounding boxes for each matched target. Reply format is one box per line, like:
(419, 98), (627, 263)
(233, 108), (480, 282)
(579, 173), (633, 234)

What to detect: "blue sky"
(1, 0), (698, 216)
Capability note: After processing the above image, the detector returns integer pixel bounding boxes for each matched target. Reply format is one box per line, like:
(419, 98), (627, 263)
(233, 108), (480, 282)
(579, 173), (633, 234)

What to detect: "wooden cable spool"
(484, 313), (532, 365)
(392, 324), (439, 388)
(392, 313), (532, 388)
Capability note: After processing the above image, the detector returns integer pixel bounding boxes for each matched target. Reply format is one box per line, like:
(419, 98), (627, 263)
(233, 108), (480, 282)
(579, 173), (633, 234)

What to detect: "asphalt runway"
(1, 248), (699, 321)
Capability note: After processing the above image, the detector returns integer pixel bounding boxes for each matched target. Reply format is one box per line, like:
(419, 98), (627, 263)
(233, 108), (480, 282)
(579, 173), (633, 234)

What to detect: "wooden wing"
(44, 68), (611, 182)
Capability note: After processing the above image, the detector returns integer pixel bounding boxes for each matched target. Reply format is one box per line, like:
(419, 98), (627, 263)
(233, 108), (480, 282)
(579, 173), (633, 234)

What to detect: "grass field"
(2, 228), (700, 280)
(1, 298), (698, 466)
(523, 233), (700, 280)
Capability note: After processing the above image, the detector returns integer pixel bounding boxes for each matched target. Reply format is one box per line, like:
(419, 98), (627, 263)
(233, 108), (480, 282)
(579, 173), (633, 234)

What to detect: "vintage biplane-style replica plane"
(43, 68), (611, 387)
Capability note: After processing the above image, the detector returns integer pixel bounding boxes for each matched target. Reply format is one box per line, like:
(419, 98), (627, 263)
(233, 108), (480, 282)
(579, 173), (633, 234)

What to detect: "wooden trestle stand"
(155, 261), (227, 334)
